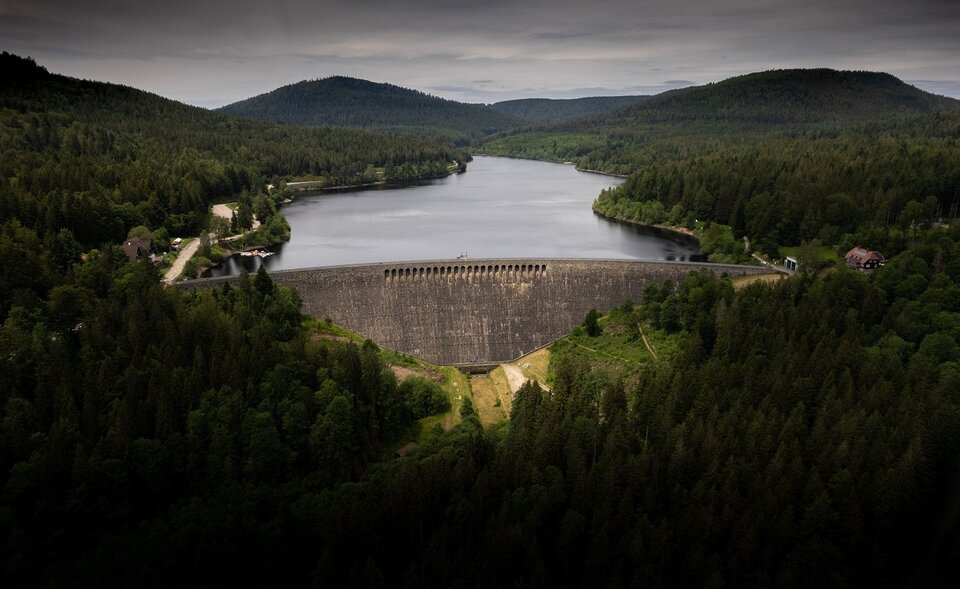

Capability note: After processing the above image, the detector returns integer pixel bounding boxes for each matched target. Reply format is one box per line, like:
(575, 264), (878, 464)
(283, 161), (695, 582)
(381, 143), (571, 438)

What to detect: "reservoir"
(206, 156), (702, 276)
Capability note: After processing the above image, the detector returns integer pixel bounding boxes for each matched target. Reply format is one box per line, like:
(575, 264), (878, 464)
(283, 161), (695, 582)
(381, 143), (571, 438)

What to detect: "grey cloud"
(531, 28), (605, 41)
(428, 85), (488, 93)
(908, 80), (960, 98)
(1, 0), (958, 104)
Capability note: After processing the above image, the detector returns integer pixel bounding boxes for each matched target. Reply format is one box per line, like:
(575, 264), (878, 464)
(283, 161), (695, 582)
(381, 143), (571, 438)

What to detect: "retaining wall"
(183, 259), (772, 365)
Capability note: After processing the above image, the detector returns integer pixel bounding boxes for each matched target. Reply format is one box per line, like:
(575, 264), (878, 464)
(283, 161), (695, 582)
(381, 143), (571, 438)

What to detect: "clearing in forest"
(469, 347), (553, 427)
(730, 273), (786, 290)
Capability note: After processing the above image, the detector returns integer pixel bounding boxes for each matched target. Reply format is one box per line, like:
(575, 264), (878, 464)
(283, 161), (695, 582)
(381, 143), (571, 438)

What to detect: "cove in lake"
(205, 156), (702, 277)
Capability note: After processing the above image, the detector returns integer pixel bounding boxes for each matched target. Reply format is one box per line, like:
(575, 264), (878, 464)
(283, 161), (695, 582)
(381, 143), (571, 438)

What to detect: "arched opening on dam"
(380, 261), (554, 285)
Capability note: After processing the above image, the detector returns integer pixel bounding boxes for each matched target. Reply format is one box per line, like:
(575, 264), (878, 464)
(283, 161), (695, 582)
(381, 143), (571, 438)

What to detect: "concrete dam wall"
(183, 259), (771, 365)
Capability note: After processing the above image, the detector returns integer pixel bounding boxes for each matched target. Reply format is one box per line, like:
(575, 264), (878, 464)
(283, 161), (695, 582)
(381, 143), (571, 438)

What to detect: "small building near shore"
(784, 256), (798, 272)
(123, 238), (152, 262)
(845, 247), (885, 270)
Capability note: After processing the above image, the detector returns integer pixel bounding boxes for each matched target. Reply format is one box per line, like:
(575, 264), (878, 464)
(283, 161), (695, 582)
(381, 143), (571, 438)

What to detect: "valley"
(2, 49), (960, 587)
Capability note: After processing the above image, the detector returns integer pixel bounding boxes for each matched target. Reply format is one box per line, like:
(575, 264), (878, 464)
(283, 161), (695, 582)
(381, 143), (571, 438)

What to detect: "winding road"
(162, 204), (262, 284)
(162, 239), (200, 284)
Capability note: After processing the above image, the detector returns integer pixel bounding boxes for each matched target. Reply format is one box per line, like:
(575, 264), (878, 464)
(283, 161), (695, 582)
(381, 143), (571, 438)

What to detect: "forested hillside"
(218, 76), (521, 144)
(4, 223), (958, 586)
(481, 69), (960, 252)
(490, 95), (649, 125)
(3, 53), (960, 587)
(483, 69), (960, 168)
(0, 53), (465, 247)
(593, 69), (960, 128)
(593, 112), (960, 254)
(0, 257), (454, 586)
(0, 53), (465, 586)
(298, 238), (960, 586)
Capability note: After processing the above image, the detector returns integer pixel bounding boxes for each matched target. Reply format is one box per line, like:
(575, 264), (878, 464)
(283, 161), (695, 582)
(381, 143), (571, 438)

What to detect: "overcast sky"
(2, 0), (959, 107)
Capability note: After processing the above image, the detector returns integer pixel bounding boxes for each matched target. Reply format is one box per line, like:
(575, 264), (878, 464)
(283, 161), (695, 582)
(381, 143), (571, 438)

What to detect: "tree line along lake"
(205, 155), (702, 277)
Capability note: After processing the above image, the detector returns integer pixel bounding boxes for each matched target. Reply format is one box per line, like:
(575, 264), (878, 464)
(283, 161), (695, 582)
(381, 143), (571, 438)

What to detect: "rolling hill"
(4, 53), (960, 589)
(478, 67), (960, 253)
(481, 68), (960, 170)
(218, 69), (957, 147)
(588, 68), (960, 128)
(490, 95), (650, 125)
(0, 53), (466, 245)
(218, 76), (521, 144)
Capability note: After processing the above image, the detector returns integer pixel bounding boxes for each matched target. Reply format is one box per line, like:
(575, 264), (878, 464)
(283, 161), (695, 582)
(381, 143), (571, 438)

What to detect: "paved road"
(752, 252), (794, 274)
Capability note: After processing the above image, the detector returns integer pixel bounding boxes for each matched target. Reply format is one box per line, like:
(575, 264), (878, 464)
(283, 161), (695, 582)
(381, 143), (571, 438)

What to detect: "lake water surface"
(206, 156), (702, 276)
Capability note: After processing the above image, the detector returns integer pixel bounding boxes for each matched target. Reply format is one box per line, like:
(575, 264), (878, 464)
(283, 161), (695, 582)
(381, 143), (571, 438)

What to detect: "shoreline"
(289, 166), (465, 193)
(592, 206), (701, 243)
(190, 235), (290, 279)
(471, 152), (629, 179)
(575, 167), (628, 179)
(173, 164), (465, 282)
(197, 167), (463, 277)
(650, 222), (698, 240)
(287, 180), (386, 192)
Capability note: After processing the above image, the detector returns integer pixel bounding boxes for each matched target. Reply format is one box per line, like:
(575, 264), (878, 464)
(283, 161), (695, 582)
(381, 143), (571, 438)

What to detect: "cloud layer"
(2, 0), (959, 106)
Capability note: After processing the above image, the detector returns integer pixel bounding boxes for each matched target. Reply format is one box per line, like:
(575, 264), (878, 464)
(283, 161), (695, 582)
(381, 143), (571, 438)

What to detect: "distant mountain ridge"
(586, 68), (960, 129)
(490, 95), (650, 124)
(480, 67), (960, 175)
(219, 69), (959, 146)
(217, 76), (521, 144)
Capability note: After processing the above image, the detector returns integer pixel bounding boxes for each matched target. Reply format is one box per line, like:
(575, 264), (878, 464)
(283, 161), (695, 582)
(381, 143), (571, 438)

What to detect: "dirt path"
(502, 363), (551, 393)
(163, 203), (267, 284)
(570, 341), (635, 365)
(636, 324), (659, 361)
(501, 364), (528, 393)
(162, 239), (199, 284)
(469, 350), (553, 427)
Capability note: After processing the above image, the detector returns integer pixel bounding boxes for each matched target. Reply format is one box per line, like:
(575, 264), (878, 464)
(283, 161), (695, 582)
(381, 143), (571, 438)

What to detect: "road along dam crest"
(181, 259), (773, 366)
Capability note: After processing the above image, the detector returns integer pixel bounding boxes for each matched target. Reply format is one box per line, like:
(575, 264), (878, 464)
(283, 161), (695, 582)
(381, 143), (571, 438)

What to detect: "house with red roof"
(845, 247), (885, 270)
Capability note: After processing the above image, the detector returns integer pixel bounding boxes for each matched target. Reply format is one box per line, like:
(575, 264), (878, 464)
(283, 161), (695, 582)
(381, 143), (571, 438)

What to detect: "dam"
(183, 258), (772, 365)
